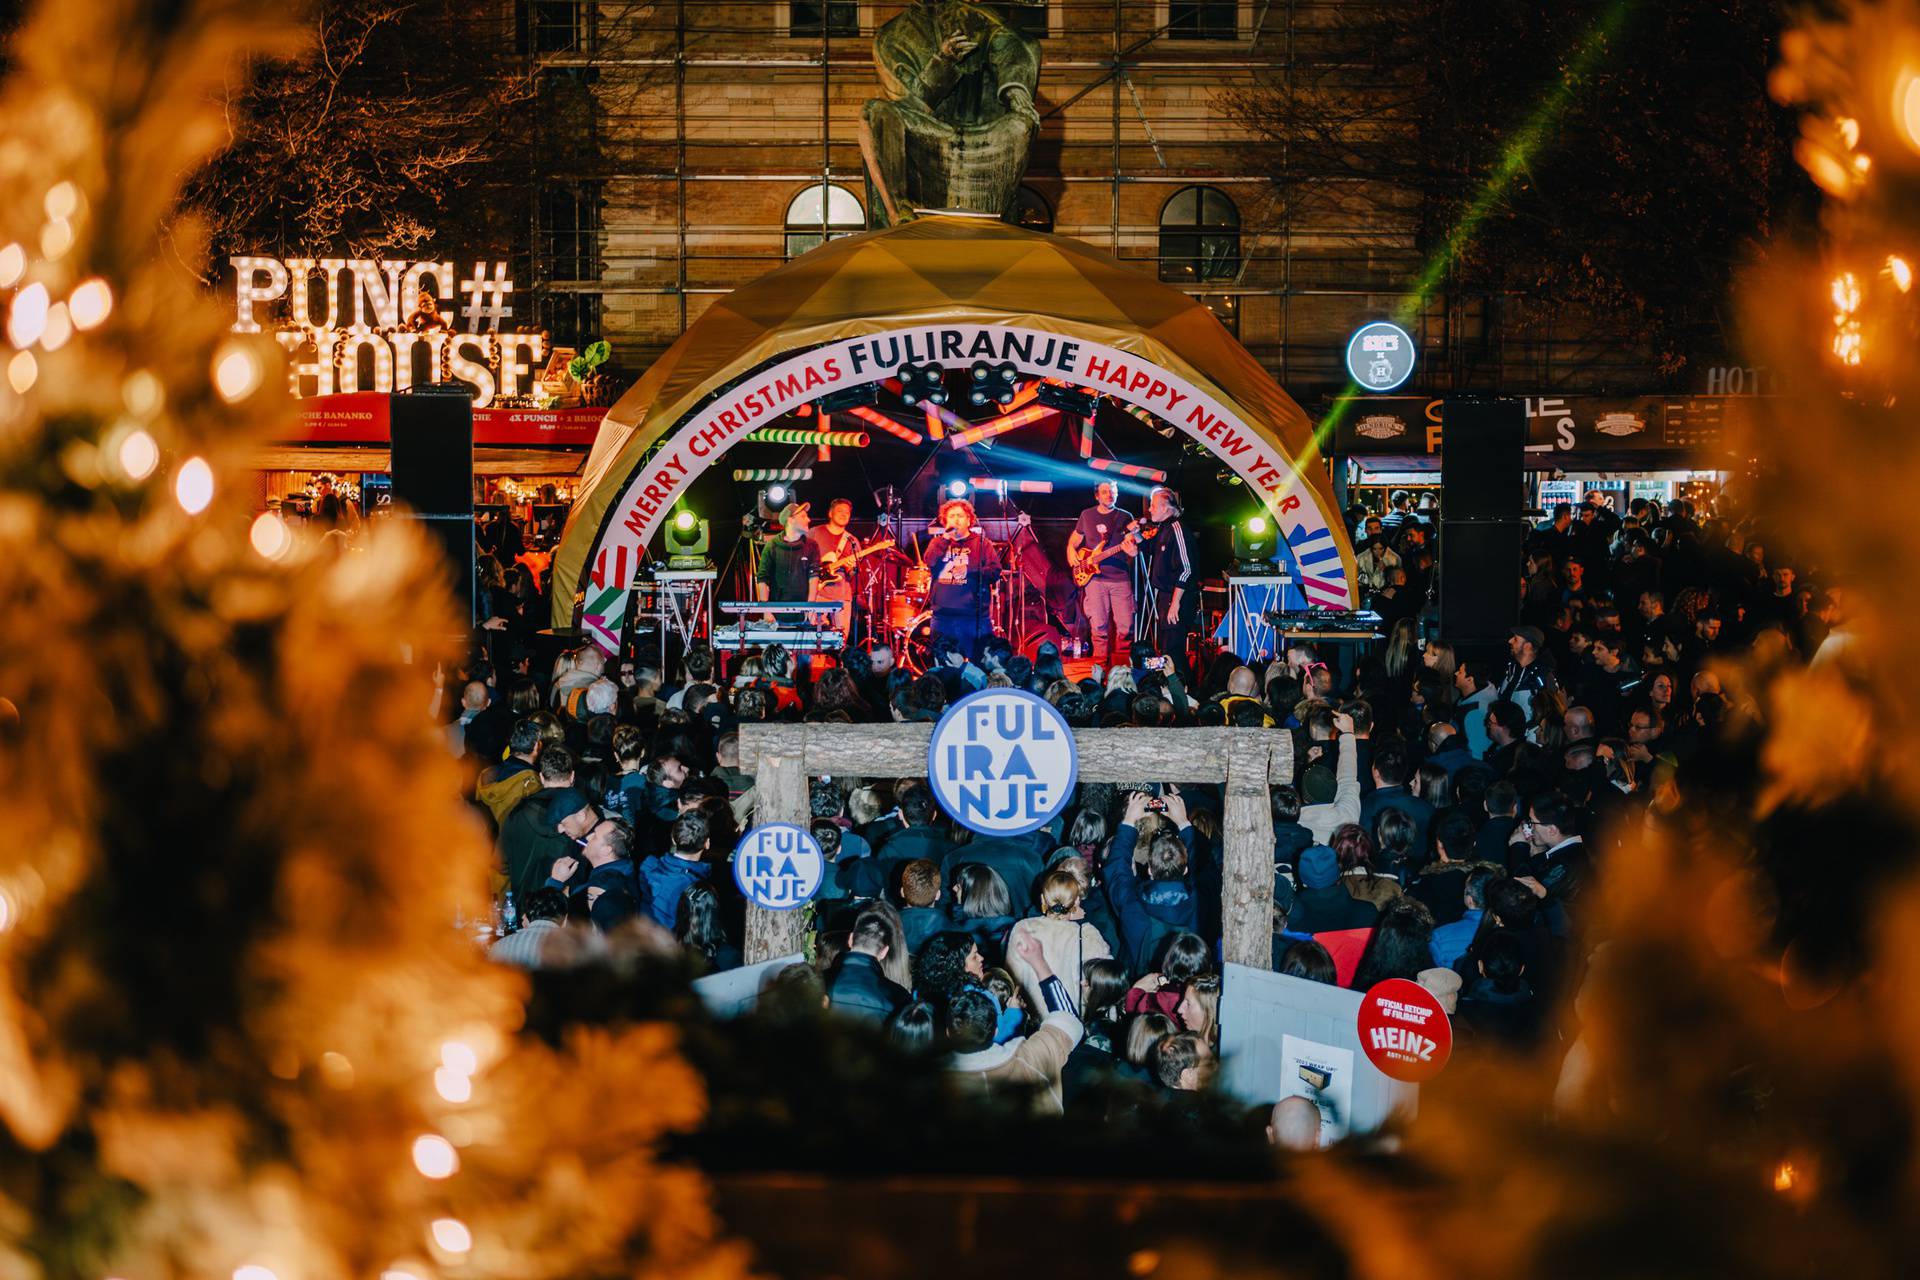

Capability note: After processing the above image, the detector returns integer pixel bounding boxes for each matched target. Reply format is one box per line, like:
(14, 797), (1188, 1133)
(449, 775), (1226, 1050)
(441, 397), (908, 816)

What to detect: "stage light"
(766, 483), (788, 505)
(816, 383), (879, 414)
(665, 509), (710, 566)
(1248, 516), (1269, 534)
(1233, 513), (1275, 566)
(898, 361), (947, 406)
(945, 479), (969, 499)
(968, 360), (1018, 407)
(1036, 381), (1098, 417)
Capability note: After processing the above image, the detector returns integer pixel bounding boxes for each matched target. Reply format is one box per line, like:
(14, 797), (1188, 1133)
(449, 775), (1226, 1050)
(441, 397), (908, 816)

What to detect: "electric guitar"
(818, 538), (896, 586)
(1071, 527), (1139, 587)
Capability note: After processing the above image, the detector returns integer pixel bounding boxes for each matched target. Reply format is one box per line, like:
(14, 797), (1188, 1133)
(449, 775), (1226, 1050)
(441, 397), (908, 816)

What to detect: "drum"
(905, 565), (932, 595)
(900, 611), (934, 674)
(885, 590), (924, 631)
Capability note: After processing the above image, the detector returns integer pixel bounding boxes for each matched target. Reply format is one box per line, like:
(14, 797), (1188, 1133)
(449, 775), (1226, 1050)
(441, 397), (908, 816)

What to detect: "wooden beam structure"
(738, 722), (1289, 968)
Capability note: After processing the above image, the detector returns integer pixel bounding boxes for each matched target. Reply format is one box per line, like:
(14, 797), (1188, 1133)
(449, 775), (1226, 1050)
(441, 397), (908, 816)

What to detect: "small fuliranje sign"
(733, 823), (825, 911)
(927, 688), (1078, 838)
(1356, 977), (1454, 1084)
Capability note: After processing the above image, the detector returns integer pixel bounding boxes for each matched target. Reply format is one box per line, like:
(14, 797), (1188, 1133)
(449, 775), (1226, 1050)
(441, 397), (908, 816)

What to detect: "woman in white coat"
(1007, 869), (1112, 1016)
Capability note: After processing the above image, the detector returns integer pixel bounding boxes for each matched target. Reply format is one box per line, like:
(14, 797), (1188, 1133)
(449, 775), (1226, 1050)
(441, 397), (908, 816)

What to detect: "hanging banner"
(1331, 394), (1763, 458)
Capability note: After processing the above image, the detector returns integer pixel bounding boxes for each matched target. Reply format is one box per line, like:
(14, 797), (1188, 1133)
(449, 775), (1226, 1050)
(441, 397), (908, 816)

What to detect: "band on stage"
(746, 480), (1200, 678)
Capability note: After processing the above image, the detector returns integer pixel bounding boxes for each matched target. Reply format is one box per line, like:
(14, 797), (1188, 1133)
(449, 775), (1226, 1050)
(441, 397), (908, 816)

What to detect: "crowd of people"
(435, 486), (1838, 1137)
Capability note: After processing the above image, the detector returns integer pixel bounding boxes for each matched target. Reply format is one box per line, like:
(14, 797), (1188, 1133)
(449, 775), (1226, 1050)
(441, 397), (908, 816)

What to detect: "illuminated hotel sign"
(228, 255), (544, 408)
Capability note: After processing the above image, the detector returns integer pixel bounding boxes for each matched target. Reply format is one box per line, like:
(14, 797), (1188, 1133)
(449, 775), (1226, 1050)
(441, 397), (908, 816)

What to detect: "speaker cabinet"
(389, 391), (475, 630)
(1441, 397), (1524, 521)
(1439, 521), (1524, 656)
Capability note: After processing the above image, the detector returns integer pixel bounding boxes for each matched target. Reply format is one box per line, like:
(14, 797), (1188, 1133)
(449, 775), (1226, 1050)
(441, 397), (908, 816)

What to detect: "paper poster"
(1281, 1033), (1355, 1144)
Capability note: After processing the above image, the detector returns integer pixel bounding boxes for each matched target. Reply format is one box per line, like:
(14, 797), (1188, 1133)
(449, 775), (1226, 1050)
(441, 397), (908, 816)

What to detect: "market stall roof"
(555, 212), (1355, 622)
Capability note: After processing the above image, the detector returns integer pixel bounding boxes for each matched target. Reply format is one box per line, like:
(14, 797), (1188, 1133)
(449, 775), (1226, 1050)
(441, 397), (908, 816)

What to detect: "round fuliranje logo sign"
(1345, 320), (1417, 392)
(1356, 978), (1454, 1083)
(733, 823), (825, 911)
(927, 688), (1077, 837)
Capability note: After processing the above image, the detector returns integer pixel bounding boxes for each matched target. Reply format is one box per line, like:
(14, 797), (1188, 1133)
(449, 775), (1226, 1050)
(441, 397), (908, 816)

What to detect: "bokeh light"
(8, 282), (49, 347)
(115, 427), (159, 481)
(213, 341), (263, 403)
(249, 512), (291, 560)
(429, 1219), (471, 1254)
(69, 278), (112, 328)
(411, 1135), (458, 1179)
(173, 456), (214, 514)
(0, 243), (22, 288)
(440, 1041), (479, 1076)
(40, 302), (71, 352)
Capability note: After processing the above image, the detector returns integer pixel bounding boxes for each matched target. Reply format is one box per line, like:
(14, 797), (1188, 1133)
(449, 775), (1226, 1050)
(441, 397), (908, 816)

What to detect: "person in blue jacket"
(637, 810), (713, 930)
(1103, 788), (1200, 974)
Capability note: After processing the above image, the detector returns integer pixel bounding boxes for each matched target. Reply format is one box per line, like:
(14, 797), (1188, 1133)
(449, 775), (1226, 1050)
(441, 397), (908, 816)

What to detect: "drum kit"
(852, 541), (1023, 673)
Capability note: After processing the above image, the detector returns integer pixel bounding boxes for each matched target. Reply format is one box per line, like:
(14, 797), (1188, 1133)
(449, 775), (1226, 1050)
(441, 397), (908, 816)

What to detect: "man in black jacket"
(1144, 486), (1198, 680)
(825, 910), (910, 1022)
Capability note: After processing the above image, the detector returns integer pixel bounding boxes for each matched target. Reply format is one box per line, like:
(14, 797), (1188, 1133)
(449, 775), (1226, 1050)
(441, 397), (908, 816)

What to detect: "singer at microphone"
(924, 495), (997, 661)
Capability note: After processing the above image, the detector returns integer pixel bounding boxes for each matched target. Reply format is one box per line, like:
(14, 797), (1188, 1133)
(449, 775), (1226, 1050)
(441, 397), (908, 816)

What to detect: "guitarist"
(1067, 481), (1138, 679)
(809, 497), (860, 644)
(926, 495), (998, 662)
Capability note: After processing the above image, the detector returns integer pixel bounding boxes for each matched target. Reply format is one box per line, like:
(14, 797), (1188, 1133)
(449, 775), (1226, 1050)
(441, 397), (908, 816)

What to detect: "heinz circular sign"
(733, 823), (825, 912)
(1357, 978), (1453, 1083)
(927, 689), (1077, 837)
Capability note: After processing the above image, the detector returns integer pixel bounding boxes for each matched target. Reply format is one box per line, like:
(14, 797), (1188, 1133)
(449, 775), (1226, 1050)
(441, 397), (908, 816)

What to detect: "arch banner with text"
(553, 216), (1358, 653)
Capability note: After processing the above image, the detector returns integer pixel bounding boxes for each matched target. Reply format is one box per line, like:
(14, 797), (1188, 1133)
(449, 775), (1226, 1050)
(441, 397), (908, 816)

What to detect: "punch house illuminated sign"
(228, 255), (547, 408)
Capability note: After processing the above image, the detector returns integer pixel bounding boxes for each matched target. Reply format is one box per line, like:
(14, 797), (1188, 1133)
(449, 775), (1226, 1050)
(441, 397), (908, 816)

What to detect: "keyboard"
(711, 627), (846, 652)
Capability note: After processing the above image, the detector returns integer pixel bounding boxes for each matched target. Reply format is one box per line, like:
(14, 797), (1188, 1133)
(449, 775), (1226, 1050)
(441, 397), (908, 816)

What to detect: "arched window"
(1009, 185), (1053, 233)
(784, 182), (866, 258)
(1158, 185), (1240, 283)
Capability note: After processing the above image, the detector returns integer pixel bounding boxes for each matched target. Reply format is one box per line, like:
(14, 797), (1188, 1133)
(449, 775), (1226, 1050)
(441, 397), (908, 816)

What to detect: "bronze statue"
(860, 0), (1041, 224)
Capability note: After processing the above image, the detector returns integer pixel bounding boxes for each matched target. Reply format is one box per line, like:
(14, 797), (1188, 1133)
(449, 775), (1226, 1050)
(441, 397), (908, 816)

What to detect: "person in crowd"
(1349, 897), (1436, 990)
(1331, 822), (1402, 912)
(1105, 790), (1201, 973)
(1429, 865), (1501, 969)
(1498, 625), (1558, 707)
(546, 816), (643, 931)
(1267, 1096), (1323, 1152)
(489, 887), (568, 969)
(502, 783), (596, 904)
(897, 859), (949, 954)
(943, 931), (1084, 1114)
(1150, 1032), (1213, 1093)
(914, 931), (989, 1009)
(826, 909), (913, 1023)
(477, 718), (545, 825)
(1122, 931), (1212, 1023)
(1277, 939), (1338, 984)
(637, 811), (713, 930)
(1513, 791), (1589, 937)
(1288, 844), (1379, 933)
(1456, 931), (1543, 1047)
(1006, 869), (1112, 1015)
(886, 1001), (938, 1054)
(948, 862), (1019, 962)
(1410, 808), (1478, 926)
(1299, 711), (1362, 841)
(1174, 972), (1220, 1049)
(674, 882), (742, 973)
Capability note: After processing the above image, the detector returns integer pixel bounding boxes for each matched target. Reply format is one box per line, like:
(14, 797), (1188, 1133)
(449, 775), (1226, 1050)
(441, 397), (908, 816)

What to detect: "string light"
(411, 1134), (459, 1179)
(114, 428), (159, 481)
(40, 218), (73, 261)
(8, 351), (37, 394)
(174, 457), (214, 514)
(433, 1068), (472, 1103)
(69, 279), (112, 328)
(213, 341), (264, 403)
(440, 1040), (478, 1076)
(249, 512), (291, 560)
(123, 370), (164, 417)
(8, 283), (49, 347)
(1897, 68), (1920, 154)
(429, 1219), (471, 1255)
(43, 181), (78, 220)
(41, 302), (72, 352)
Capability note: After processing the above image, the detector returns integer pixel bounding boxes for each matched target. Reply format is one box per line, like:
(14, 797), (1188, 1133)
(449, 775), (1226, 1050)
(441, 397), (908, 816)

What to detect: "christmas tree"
(0, 4), (739, 1280)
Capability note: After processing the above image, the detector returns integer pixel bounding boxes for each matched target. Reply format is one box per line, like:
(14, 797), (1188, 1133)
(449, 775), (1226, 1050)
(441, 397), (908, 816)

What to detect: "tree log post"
(1221, 736), (1277, 970)
(743, 731), (812, 963)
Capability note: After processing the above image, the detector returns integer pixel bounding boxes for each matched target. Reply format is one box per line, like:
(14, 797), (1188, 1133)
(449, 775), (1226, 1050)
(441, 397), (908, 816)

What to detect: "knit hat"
(1301, 763), (1336, 805)
(1298, 844), (1340, 890)
(1417, 966), (1463, 1015)
(544, 786), (594, 825)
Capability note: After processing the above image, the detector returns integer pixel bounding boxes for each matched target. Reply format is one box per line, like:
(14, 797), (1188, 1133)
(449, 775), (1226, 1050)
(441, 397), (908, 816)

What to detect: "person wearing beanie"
(503, 785), (598, 904)
(1287, 844), (1379, 934)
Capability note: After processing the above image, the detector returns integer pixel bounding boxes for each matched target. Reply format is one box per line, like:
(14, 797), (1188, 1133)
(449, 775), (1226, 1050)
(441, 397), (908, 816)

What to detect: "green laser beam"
(1312, 0), (1637, 454)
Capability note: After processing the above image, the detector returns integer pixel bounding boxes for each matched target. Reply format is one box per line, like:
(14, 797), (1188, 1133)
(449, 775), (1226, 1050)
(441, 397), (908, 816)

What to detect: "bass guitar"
(1071, 526), (1139, 588)
(818, 538), (896, 586)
